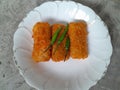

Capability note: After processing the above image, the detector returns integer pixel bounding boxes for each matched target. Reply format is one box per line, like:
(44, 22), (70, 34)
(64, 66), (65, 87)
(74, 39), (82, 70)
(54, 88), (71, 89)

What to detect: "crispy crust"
(32, 21), (88, 62)
(51, 24), (69, 62)
(68, 21), (88, 59)
(32, 22), (51, 62)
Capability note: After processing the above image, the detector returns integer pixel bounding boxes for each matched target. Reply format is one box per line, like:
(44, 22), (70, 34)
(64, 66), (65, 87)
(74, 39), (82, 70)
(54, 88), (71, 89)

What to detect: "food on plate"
(52, 24), (70, 62)
(32, 21), (88, 62)
(68, 21), (88, 59)
(32, 22), (51, 62)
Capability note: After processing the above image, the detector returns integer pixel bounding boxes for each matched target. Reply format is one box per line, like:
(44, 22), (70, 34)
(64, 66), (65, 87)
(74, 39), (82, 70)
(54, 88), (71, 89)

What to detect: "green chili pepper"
(53, 24), (69, 54)
(43, 27), (62, 53)
(64, 36), (70, 61)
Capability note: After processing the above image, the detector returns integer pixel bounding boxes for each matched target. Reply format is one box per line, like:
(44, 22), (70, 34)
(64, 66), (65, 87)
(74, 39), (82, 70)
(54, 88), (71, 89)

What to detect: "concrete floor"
(0, 0), (120, 90)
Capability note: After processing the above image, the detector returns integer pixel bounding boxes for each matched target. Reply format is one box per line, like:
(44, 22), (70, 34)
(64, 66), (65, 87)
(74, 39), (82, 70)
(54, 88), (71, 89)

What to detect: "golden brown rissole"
(52, 24), (69, 62)
(68, 21), (88, 59)
(32, 22), (51, 62)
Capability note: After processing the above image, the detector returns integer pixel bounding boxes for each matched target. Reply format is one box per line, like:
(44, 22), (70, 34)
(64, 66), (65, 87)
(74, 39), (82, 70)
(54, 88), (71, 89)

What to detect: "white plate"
(13, 1), (113, 90)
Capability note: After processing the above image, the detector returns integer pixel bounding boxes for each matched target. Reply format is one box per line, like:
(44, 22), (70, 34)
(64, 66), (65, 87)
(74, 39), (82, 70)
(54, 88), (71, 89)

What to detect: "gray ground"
(0, 0), (120, 90)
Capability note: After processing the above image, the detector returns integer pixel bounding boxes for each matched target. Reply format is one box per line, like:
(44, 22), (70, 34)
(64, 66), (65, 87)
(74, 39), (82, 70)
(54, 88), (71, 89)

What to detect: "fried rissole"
(32, 22), (51, 62)
(68, 21), (88, 59)
(52, 24), (69, 62)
